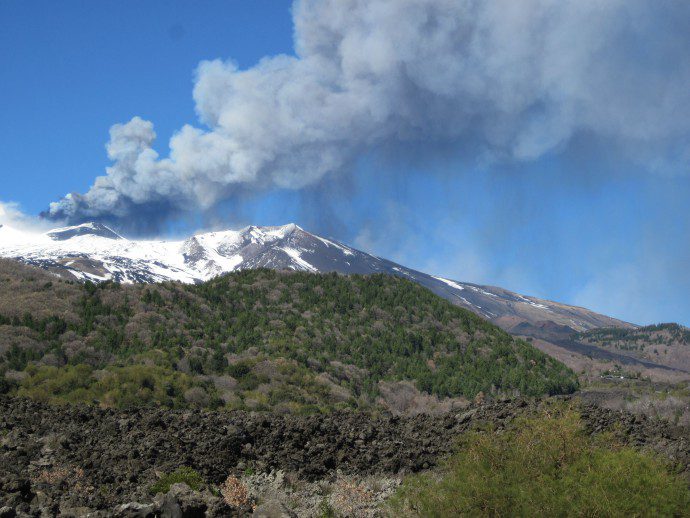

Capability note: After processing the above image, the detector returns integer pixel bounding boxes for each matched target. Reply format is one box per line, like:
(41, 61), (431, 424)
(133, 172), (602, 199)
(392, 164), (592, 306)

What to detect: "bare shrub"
(220, 475), (253, 509)
(329, 477), (376, 518)
(33, 466), (73, 485)
(183, 386), (210, 407)
(32, 465), (91, 492)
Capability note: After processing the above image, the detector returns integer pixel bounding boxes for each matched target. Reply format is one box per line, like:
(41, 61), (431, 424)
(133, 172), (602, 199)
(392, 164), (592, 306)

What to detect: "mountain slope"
(0, 260), (578, 412)
(575, 324), (690, 373)
(0, 222), (630, 334)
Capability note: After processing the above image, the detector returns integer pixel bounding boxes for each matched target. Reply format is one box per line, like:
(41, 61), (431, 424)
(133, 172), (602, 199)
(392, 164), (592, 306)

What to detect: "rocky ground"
(1, 395), (688, 517)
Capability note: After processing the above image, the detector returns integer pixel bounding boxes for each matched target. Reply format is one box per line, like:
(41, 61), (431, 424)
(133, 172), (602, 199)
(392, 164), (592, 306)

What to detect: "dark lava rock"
(0, 395), (687, 515)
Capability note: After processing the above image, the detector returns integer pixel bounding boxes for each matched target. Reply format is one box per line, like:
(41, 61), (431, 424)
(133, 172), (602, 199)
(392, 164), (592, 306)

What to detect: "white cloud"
(0, 201), (54, 233)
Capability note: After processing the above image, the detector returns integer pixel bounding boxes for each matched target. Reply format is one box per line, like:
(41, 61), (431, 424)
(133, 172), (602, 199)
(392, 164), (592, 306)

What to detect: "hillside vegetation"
(0, 259), (577, 412)
(577, 323), (690, 373)
(578, 323), (690, 350)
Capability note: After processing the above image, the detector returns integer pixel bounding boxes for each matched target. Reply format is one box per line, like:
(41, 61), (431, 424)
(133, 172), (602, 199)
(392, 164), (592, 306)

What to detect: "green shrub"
(227, 361), (252, 379)
(17, 363), (211, 409)
(0, 375), (15, 394)
(150, 467), (204, 495)
(17, 364), (96, 404)
(389, 405), (690, 517)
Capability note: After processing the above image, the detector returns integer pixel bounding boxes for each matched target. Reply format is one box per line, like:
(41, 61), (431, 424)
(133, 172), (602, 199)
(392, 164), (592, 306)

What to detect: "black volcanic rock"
(0, 395), (687, 515)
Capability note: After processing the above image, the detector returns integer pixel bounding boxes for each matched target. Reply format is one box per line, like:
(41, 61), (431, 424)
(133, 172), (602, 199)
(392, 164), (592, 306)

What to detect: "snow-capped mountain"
(0, 221), (629, 332)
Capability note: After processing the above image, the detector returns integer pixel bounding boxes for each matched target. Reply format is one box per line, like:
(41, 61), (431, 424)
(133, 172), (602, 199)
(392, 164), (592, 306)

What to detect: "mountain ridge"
(0, 221), (631, 335)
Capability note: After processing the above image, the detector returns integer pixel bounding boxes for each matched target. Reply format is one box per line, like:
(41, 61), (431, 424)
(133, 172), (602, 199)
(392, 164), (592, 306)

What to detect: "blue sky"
(0, 0), (293, 208)
(1, 1), (689, 326)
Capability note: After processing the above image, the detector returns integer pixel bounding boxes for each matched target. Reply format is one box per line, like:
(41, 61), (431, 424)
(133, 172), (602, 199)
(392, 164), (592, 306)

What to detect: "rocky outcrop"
(1, 395), (687, 515)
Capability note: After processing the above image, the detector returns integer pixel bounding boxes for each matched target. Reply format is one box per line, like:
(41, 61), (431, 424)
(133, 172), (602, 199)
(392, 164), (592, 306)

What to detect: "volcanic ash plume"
(47, 0), (690, 228)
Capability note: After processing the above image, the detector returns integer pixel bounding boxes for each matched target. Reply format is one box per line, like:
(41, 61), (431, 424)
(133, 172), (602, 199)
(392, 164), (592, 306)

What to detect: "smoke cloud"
(47, 0), (690, 228)
(0, 202), (53, 233)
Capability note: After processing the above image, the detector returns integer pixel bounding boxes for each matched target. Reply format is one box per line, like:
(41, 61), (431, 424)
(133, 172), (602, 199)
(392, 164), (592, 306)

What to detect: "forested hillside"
(576, 323), (690, 373)
(0, 259), (577, 412)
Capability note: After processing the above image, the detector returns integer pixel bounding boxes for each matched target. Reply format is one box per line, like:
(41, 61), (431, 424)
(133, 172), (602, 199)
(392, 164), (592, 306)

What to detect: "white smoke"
(48, 0), (690, 225)
(0, 201), (54, 233)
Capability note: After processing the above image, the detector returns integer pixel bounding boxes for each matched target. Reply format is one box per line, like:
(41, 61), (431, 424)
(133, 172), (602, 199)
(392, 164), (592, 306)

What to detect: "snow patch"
(432, 276), (465, 291)
(515, 294), (552, 311)
(281, 247), (318, 272)
(312, 234), (355, 256)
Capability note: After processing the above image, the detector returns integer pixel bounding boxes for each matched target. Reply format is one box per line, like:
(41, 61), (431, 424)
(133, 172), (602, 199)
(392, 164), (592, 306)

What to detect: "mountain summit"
(0, 222), (628, 333)
(47, 222), (123, 241)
